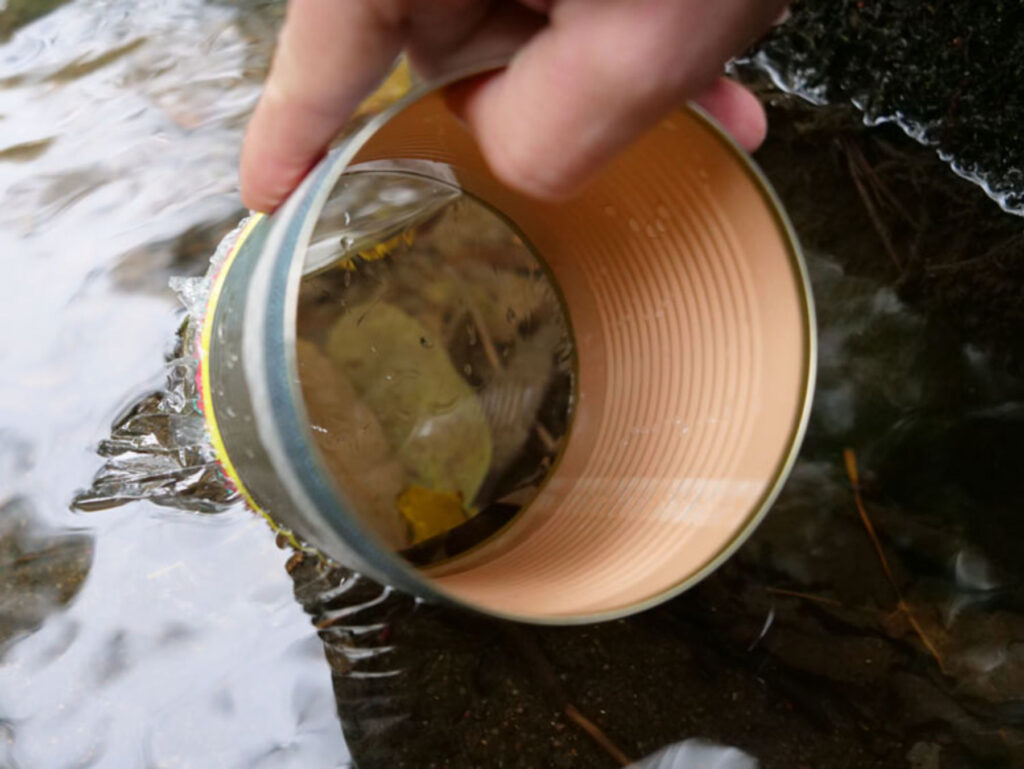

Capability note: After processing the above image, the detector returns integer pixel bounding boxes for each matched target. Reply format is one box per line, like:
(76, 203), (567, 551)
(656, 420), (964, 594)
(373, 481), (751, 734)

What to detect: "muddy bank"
(752, 0), (1024, 214)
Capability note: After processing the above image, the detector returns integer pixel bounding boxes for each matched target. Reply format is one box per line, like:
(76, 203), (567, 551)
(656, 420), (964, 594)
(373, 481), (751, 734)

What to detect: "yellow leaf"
(397, 485), (469, 545)
(356, 230), (415, 263)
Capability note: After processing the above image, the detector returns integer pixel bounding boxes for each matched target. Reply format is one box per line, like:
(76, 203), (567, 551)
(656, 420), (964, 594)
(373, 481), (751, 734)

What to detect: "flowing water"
(3, 2), (1024, 768)
(0, 2), (349, 766)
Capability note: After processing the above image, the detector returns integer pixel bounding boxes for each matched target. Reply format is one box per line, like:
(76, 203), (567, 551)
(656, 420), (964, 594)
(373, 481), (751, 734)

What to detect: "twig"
(843, 449), (944, 669)
(505, 626), (632, 766)
(535, 423), (558, 452)
(565, 705), (632, 767)
(765, 587), (843, 607)
(466, 303), (502, 372)
(846, 151), (904, 272)
(925, 231), (1024, 273)
(923, 254), (992, 273)
(846, 141), (916, 225)
(443, 265), (502, 372)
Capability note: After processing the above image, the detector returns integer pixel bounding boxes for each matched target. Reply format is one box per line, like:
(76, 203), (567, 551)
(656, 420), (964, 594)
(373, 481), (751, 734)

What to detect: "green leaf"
(325, 301), (492, 506)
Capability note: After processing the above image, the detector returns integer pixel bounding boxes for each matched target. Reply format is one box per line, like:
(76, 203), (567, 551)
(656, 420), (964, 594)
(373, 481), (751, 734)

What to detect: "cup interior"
(310, 92), (814, 621)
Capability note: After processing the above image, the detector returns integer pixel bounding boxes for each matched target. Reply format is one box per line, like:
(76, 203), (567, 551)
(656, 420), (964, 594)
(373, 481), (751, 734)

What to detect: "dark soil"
(288, 556), (900, 769)
(753, 0), (1024, 212)
(749, 85), (1024, 378)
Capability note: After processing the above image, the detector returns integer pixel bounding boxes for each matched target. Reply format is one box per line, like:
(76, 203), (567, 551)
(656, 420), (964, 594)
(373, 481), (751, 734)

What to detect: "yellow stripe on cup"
(198, 214), (268, 514)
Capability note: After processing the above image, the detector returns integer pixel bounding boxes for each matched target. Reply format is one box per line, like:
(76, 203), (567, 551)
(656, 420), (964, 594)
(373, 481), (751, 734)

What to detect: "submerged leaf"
(397, 485), (469, 545)
(325, 301), (492, 505)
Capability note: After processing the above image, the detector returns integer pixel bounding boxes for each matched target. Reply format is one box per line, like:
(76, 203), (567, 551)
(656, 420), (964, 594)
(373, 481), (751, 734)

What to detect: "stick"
(846, 151), (904, 272)
(565, 705), (632, 767)
(765, 587), (843, 607)
(505, 626), (632, 766)
(843, 449), (944, 668)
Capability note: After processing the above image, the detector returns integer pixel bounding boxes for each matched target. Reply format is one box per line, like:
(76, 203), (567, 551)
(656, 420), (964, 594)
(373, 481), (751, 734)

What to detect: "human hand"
(240, 0), (788, 212)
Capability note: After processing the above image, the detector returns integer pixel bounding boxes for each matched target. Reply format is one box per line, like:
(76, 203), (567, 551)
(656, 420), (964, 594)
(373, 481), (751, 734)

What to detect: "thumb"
(447, 0), (781, 200)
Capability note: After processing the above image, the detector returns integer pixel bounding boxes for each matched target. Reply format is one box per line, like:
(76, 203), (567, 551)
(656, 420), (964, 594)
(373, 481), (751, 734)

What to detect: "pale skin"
(240, 0), (789, 213)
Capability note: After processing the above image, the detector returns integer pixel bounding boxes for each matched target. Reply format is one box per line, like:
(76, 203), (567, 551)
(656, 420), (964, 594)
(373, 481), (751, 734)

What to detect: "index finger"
(240, 0), (403, 212)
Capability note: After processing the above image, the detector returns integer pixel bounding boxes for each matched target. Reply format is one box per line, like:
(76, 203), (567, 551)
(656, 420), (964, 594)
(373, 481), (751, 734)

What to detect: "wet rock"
(110, 210), (247, 296)
(0, 0), (72, 41)
(0, 496), (92, 649)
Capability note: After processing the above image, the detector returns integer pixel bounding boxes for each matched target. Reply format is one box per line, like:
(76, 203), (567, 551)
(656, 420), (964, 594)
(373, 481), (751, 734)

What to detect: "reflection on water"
(0, 0), (71, 41)
(0, 2), (347, 767)
(3, 1), (1024, 768)
(0, 496), (92, 650)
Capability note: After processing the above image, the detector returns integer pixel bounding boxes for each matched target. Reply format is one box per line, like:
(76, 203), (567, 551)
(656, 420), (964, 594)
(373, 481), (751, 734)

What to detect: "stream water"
(1, 2), (348, 766)
(2, 2), (1023, 768)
